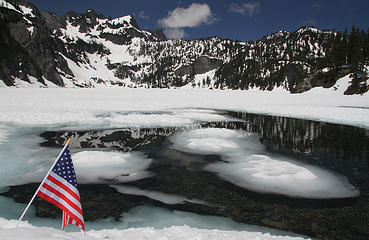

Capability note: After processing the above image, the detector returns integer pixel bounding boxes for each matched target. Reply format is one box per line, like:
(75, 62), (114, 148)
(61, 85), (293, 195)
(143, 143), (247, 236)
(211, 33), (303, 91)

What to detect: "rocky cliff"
(0, 0), (368, 93)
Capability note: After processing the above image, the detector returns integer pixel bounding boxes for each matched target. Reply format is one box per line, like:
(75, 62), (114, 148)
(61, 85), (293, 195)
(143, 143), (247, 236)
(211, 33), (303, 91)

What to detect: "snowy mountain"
(0, 0), (368, 93)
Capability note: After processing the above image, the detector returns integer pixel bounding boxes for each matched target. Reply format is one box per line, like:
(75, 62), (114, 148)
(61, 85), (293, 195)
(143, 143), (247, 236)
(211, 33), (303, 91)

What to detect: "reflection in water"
(225, 111), (369, 192)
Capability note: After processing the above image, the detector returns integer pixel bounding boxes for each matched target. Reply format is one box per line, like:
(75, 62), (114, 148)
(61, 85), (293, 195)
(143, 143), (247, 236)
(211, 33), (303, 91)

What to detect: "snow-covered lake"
(0, 86), (368, 240)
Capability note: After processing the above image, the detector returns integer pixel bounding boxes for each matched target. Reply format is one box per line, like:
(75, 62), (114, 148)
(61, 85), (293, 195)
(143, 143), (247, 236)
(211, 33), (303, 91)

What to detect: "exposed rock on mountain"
(0, 0), (67, 86)
(0, 0), (368, 93)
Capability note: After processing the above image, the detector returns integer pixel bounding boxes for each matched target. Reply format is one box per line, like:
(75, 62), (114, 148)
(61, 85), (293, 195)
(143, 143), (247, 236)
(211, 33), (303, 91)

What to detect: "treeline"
(214, 26), (369, 92)
(326, 26), (369, 77)
(214, 27), (328, 91)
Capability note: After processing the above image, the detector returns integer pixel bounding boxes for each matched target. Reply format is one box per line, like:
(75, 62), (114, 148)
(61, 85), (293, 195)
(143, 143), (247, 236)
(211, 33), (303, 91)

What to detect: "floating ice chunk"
(170, 128), (263, 154)
(207, 153), (359, 198)
(112, 185), (213, 206)
(73, 151), (153, 184)
(171, 128), (359, 199)
(246, 155), (317, 181)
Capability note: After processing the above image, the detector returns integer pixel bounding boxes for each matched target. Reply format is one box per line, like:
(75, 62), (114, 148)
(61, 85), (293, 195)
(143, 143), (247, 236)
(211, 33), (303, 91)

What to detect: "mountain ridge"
(0, 0), (368, 94)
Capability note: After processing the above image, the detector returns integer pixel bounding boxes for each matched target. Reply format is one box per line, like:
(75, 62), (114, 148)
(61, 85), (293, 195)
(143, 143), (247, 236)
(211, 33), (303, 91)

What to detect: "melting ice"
(73, 151), (153, 183)
(96, 109), (241, 128)
(170, 128), (359, 199)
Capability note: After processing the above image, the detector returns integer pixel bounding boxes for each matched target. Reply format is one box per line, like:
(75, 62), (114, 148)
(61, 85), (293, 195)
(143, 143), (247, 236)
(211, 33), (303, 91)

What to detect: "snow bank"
(0, 196), (309, 239)
(0, 218), (310, 240)
(170, 128), (359, 198)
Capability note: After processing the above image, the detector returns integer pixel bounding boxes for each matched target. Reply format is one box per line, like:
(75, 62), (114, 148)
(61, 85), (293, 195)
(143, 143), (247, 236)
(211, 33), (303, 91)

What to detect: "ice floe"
(73, 151), (153, 183)
(170, 128), (359, 198)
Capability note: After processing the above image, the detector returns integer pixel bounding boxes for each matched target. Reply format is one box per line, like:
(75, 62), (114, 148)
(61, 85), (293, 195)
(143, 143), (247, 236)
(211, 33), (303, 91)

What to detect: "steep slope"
(214, 28), (333, 91)
(0, 0), (367, 93)
(0, 0), (68, 86)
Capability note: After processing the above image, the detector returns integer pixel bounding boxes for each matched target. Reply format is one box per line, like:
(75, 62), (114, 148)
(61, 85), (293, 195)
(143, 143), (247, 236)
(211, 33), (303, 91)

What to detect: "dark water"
(6, 110), (369, 240)
(225, 111), (369, 192)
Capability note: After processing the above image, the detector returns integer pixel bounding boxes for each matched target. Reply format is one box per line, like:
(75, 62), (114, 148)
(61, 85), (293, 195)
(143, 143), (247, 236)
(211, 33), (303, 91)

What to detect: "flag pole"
(16, 138), (72, 228)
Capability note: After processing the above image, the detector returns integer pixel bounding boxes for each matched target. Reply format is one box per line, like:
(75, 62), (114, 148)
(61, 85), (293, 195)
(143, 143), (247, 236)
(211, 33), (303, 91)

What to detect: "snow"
(110, 15), (133, 26)
(183, 69), (217, 89)
(27, 26), (34, 36)
(0, 79), (368, 128)
(59, 52), (122, 87)
(0, 195), (309, 239)
(0, 0), (33, 24)
(0, 85), (367, 239)
(302, 74), (352, 95)
(170, 128), (359, 198)
(0, 0), (17, 11)
(13, 76), (45, 88)
(0, 217), (310, 240)
(18, 4), (35, 18)
(321, 67), (329, 73)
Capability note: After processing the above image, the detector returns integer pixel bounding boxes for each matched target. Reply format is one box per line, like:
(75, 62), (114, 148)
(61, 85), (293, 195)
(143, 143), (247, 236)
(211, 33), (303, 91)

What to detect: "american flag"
(37, 145), (85, 231)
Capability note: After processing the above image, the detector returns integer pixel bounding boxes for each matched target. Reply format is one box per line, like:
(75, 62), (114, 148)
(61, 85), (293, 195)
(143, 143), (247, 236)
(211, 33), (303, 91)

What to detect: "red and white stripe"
(62, 211), (78, 230)
(37, 171), (85, 231)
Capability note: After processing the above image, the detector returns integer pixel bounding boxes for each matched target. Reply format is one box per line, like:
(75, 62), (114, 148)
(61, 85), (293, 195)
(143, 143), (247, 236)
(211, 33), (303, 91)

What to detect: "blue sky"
(29, 0), (369, 41)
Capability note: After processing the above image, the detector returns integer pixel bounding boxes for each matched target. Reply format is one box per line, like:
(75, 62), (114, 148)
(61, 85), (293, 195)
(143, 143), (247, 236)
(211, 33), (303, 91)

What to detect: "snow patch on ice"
(171, 128), (359, 199)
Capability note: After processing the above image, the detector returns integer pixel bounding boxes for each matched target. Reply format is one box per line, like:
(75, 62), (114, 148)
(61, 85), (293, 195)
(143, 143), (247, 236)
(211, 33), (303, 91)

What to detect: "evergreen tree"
(348, 26), (364, 78)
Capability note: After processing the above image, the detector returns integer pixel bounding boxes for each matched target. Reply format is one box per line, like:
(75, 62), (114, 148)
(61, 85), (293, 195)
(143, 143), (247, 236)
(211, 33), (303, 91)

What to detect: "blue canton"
(52, 146), (78, 188)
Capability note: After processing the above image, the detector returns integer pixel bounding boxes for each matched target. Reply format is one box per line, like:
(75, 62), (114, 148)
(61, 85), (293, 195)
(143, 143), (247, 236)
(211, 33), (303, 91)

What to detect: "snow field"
(0, 79), (368, 128)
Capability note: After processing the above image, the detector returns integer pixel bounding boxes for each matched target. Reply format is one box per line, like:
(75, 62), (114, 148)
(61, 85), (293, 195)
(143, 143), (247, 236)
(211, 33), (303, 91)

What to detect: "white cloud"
(163, 28), (186, 40)
(158, 3), (214, 40)
(138, 10), (149, 20)
(229, 2), (260, 17)
(158, 3), (214, 28)
(311, 2), (323, 9)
